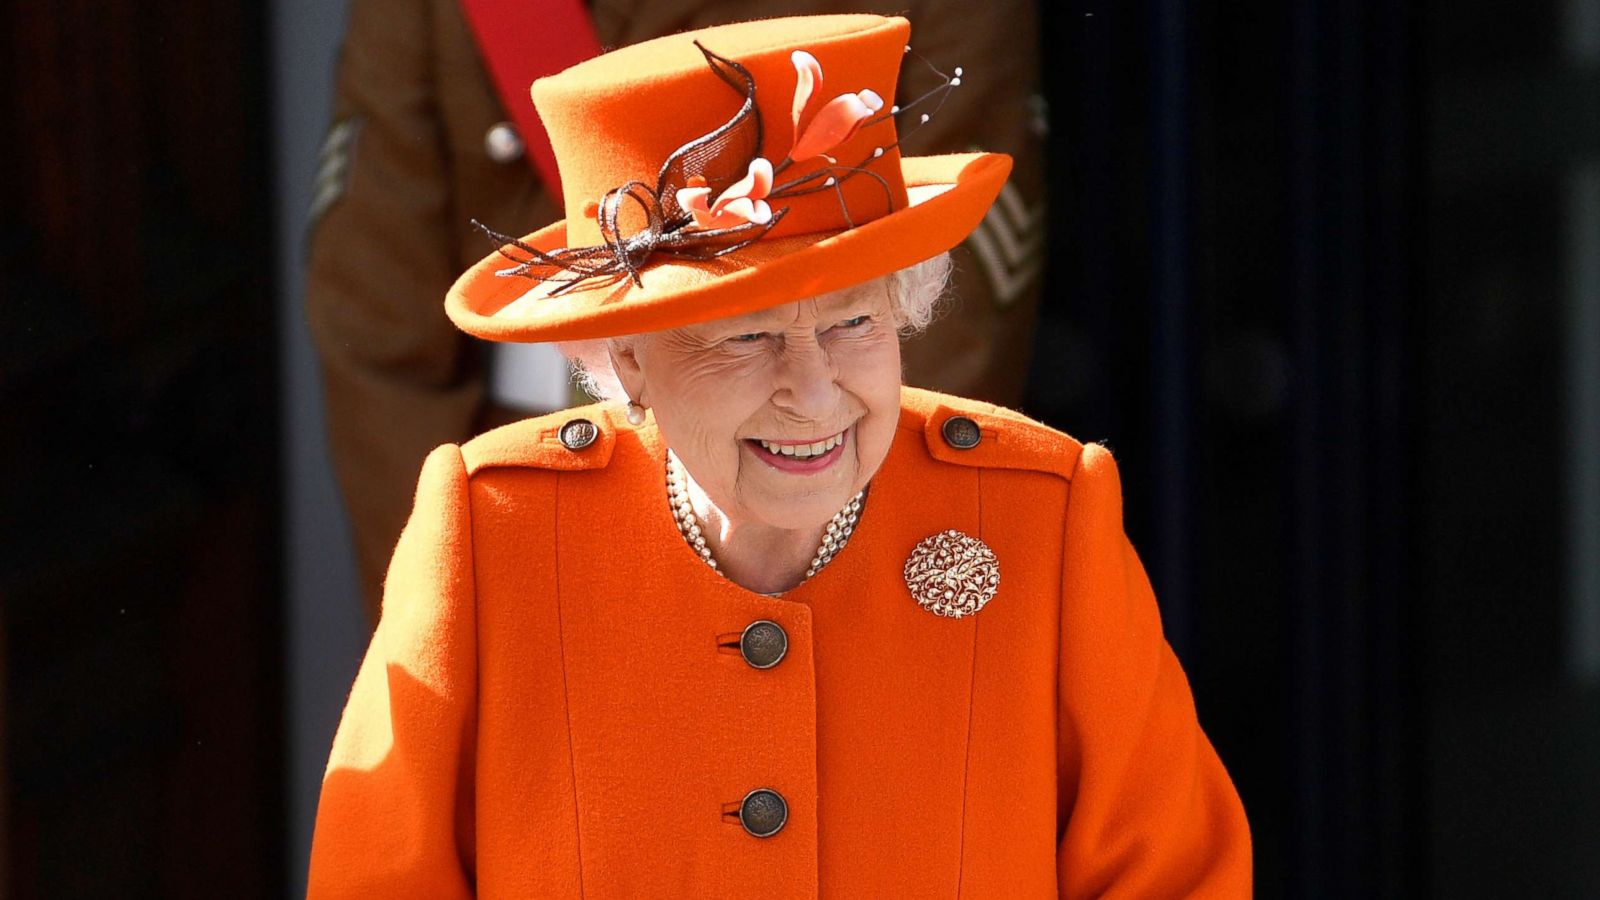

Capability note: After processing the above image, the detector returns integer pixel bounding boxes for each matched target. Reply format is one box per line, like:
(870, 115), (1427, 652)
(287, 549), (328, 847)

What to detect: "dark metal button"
(558, 418), (598, 451)
(738, 788), (788, 838)
(941, 415), (982, 450)
(484, 121), (524, 163)
(739, 620), (788, 669)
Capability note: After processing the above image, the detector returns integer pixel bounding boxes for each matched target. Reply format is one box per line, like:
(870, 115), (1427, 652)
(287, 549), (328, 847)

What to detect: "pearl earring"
(625, 401), (647, 426)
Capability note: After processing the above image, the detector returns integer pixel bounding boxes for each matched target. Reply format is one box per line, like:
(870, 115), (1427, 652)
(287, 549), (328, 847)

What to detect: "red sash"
(459, 0), (602, 204)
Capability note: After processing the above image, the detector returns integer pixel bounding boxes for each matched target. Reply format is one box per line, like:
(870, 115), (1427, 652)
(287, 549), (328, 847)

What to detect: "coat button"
(558, 418), (598, 450)
(484, 121), (525, 163)
(738, 788), (788, 838)
(941, 415), (982, 449)
(739, 620), (787, 669)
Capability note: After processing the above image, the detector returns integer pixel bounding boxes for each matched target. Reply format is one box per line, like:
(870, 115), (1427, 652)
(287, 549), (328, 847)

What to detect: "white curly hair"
(557, 252), (952, 401)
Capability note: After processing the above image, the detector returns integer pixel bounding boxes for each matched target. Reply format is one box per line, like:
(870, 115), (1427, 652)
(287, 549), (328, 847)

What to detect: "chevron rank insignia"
(966, 179), (1045, 308)
(306, 116), (362, 236)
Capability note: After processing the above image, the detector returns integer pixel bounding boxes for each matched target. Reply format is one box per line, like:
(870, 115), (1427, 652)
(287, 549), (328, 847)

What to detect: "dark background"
(4, 0), (1597, 897)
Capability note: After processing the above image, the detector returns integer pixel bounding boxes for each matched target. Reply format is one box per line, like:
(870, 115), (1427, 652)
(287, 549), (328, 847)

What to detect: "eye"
(833, 314), (872, 330)
(727, 331), (767, 344)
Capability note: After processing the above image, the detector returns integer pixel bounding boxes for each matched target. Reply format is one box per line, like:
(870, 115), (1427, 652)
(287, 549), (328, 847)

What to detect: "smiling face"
(610, 276), (903, 532)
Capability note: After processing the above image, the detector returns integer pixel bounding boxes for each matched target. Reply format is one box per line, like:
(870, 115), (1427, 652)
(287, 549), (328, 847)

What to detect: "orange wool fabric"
(445, 16), (1013, 343)
(308, 387), (1252, 897)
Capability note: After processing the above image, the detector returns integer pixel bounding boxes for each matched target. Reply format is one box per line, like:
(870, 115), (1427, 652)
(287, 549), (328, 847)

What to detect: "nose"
(772, 335), (839, 421)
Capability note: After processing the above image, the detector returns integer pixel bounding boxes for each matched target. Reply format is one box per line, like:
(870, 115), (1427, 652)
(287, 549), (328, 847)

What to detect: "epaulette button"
(559, 418), (598, 450)
(941, 415), (982, 450)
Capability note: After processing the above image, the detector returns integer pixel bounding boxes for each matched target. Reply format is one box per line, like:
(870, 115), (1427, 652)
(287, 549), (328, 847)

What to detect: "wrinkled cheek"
(700, 435), (744, 495)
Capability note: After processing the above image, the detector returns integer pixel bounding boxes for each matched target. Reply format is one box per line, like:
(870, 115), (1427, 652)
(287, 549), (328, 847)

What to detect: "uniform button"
(558, 418), (598, 450)
(739, 620), (787, 669)
(738, 788), (788, 838)
(941, 415), (982, 450)
(484, 121), (525, 163)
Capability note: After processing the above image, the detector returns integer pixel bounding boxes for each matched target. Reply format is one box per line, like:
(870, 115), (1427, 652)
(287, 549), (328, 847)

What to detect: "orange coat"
(307, 387), (1251, 897)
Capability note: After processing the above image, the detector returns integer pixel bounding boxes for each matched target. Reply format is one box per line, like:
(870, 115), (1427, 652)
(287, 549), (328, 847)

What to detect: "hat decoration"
(473, 40), (962, 297)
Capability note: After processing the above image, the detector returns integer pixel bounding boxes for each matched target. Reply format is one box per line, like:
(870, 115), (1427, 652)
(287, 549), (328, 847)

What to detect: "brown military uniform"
(306, 0), (1046, 618)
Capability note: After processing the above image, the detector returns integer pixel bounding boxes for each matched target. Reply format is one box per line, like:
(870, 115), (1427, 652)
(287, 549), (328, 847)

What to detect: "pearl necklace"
(665, 454), (865, 583)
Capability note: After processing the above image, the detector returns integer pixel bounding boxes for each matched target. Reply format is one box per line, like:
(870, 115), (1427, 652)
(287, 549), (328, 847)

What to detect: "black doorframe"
(1027, 1), (1421, 894)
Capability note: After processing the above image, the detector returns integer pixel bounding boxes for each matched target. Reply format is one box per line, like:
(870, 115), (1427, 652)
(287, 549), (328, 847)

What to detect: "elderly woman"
(308, 14), (1250, 898)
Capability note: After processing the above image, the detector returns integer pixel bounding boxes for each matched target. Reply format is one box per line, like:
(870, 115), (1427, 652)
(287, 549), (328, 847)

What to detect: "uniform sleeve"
(308, 445), (478, 899)
(897, 0), (1047, 407)
(305, 0), (487, 619)
(1056, 444), (1252, 898)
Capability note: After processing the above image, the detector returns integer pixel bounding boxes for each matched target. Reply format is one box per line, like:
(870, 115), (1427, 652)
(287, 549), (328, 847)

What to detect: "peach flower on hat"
(785, 50), (886, 164)
(676, 158), (775, 230)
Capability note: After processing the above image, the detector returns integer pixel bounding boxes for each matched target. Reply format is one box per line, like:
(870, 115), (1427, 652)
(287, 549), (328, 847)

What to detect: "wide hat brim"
(446, 151), (1011, 343)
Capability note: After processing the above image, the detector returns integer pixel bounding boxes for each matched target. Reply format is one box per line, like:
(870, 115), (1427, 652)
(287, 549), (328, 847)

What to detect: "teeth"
(757, 431), (845, 459)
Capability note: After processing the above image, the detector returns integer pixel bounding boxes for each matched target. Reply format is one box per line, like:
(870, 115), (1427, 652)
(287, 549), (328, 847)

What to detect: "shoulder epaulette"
(461, 402), (618, 476)
(900, 386), (1084, 481)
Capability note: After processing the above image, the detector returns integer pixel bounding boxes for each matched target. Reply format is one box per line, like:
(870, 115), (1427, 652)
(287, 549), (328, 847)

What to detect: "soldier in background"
(306, 0), (1047, 619)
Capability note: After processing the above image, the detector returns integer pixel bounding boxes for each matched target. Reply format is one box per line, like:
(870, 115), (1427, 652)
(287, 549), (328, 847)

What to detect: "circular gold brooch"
(903, 530), (1001, 618)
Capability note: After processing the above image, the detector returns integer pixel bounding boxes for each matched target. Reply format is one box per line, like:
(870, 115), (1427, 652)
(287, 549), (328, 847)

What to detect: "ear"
(606, 336), (649, 406)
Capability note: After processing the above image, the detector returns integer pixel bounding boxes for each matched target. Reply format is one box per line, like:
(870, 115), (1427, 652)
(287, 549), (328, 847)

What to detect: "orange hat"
(446, 14), (1012, 343)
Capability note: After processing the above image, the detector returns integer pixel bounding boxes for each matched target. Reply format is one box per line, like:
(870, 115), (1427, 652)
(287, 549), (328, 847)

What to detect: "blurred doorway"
(1, 1), (284, 896)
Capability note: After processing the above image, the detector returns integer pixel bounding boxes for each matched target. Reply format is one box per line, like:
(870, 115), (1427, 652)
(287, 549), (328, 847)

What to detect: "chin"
(739, 475), (852, 527)
(796, 487), (859, 519)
